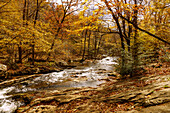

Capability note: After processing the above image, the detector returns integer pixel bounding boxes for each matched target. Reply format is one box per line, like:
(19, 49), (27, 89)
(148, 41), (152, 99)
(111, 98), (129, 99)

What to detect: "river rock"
(0, 64), (7, 79)
(0, 64), (7, 71)
(23, 105), (57, 113)
(70, 75), (79, 78)
(108, 72), (120, 77)
(116, 102), (170, 113)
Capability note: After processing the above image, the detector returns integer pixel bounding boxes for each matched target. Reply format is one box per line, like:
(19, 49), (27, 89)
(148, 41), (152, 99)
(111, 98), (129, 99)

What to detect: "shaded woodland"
(0, 0), (169, 78)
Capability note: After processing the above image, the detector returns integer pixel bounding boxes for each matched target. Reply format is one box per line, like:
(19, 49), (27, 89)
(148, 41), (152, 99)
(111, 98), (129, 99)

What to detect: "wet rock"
(16, 73), (170, 113)
(12, 93), (33, 105)
(48, 90), (64, 96)
(0, 74), (42, 87)
(108, 72), (120, 77)
(79, 76), (88, 81)
(0, 64), (7, 79)
(70, 75), (79, 78)
(18, 105), (57, 113)
(96, 70), (108, 74)
(30, 105), (57, 113)
(108, 73), (116, 77)
(16, 93), (91, 113)
(29, 95), (88, 107)
(72, 76), (88, 82)
(0, 63), (7, 71)
(142, 88), (170, 107)
(117, 102), (170, 113)
(99, 75), (170, 109)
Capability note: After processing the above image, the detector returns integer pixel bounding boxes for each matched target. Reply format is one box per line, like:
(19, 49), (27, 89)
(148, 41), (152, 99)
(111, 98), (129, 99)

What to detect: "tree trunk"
(125, 0), (131, 52)
(115, 17), (125, 76)
(122, 19), (131, 52)
(94, 32), (98, 59)
(18, 45), (22, 63)
(132, 0), (138, 76)
(127, 24), (132, 52)
(18, 0), (27, 63)
(79, 31), (84, 55)
(104, 0), (125, 76)
(82, 30), (88, 60)
(31, 44), (35, 65)
(87, 30), (91, 59)
(31, 0), (39, 65)
(97, 34), (103, 56)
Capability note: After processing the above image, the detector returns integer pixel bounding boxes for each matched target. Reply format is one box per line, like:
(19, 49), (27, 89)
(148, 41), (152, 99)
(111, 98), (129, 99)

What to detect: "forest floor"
(14, 62), (170, 113)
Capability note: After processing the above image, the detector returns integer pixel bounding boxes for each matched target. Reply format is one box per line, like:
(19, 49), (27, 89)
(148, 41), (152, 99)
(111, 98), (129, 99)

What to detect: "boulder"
(0, 64), (7, 71)
(0, 64), (7, 79)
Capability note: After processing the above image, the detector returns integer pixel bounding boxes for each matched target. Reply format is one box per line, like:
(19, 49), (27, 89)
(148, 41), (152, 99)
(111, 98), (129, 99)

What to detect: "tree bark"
(87, 30), (91, 59)
(82, 30), (88, 60)
(18, 0), (27, 63)
(97, 34), (104, 56)
(132, 0), (138, 76)
(94, 32), (98, 59)
(18, 44), (22, 63)
(31, 0), (40, 65)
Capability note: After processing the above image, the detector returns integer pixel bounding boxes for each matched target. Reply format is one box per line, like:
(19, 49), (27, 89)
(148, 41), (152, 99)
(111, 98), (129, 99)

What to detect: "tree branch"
(0, 0), (11, 9)
(118, 14), (170, 45)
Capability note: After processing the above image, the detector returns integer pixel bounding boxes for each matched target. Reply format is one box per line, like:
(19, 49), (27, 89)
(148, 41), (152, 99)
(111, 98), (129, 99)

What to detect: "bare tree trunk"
(104, 0), (125, 76)
(79, 31), (84, 55)
(18, 0), (27, 63)
(94, 32), (97, 59)
(97, 34), (104, 56)
(18, 44), (22, 63)
(125, 0), (131, 52)
(31, 0), (39, 65)
(132, 0), (138, 76)
(31, 43), (35, 65)
(79, 39), (83, 55)
(82, 30), (88, 60)
(87, 30), (91, 59)
(115, 17), (125, 76)
(127, 24), (132, 52)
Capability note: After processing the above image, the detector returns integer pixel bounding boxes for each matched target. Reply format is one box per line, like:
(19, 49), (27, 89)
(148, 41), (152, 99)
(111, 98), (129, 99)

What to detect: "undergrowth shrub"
(115, 44), (158, 77)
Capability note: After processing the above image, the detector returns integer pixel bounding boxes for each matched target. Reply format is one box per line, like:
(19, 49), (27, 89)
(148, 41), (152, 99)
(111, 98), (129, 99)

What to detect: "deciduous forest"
(0, 0), (170, 113)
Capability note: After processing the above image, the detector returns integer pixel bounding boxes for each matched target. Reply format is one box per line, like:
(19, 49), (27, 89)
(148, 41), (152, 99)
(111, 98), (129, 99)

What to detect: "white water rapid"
(0, 56), (117, 113)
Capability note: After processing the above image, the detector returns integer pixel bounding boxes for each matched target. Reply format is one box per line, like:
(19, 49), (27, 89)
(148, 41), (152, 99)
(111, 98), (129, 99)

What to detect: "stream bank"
(0, 57), (169, 113)
(16, 62), (170, 113)
(0, 57), (118, 112)
(0, 57), (96, 83)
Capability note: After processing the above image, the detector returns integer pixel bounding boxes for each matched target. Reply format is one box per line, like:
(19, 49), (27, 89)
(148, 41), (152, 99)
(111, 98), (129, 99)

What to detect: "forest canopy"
(0, 0), (169, 77)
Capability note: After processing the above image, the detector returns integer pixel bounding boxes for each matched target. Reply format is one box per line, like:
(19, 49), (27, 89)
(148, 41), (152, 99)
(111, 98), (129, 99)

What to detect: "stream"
(0, 57), (117, 113)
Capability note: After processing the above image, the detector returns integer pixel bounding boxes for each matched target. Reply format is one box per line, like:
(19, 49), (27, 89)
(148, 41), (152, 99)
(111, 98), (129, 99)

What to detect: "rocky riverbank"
(0, 65), (62, 83)
(14, 62), (170, 113)
(0, 59), (89, 83)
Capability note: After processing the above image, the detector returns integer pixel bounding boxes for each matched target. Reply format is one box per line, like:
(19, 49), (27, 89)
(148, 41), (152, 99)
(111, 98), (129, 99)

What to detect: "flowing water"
(0, 57), (117, 113)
